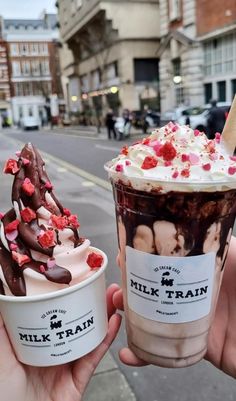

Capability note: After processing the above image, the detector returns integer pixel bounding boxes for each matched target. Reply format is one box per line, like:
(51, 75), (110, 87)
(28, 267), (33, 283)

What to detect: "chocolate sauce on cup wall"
(0, 143), (82, 296)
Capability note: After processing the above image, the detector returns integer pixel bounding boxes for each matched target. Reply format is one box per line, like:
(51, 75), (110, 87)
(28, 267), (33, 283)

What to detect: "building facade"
(57, 0), (160, 118)
(0, 38), (12, 124)
(158, 0), (236, 112)
(2, 13), (63, 124)
(197, 0), (236, 104)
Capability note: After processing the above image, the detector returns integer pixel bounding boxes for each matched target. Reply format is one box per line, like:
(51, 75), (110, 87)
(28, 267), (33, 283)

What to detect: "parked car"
(160, 102), (231, 134)
(20, 116), (40, 130)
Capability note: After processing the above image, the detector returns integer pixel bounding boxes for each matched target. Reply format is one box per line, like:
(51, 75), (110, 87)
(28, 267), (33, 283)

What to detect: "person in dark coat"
(207, 100), (226, 139)
(105, 109), (116, 139)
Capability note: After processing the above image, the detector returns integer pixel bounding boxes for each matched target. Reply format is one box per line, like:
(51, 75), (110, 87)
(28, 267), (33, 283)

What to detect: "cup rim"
(0, 247), (107, 303)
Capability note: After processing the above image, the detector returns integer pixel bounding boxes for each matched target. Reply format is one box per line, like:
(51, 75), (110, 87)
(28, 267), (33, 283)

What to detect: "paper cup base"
(0, 249), (108, 367)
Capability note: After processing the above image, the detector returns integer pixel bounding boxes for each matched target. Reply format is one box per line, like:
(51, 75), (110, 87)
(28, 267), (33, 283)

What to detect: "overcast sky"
(0, 0), (57, 19)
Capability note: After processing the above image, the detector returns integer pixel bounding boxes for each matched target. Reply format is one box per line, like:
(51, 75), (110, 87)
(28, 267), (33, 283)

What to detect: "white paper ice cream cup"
(0, 248), (108, 366)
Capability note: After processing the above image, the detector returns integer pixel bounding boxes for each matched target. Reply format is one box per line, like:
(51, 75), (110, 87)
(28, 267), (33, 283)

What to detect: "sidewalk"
(0, 133), (136, 401)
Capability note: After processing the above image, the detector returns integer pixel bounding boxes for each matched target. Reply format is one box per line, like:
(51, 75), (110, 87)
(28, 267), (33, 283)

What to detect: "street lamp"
(71, 95), (78, 102)
(173, 75), (182, 85)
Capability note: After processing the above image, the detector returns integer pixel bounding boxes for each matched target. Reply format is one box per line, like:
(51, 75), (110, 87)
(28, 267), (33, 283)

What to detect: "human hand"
(113, 236), (236, 377)
(0, 283), (122, 401)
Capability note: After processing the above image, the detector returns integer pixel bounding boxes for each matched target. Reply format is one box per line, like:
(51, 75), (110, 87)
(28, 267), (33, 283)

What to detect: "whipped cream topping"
(106, 123), (236, 192)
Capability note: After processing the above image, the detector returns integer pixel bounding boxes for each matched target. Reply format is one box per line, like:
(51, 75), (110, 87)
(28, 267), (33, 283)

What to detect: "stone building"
(57, 0), (160, 117)
(2, 13), (63, 124)
(0, 37), (12, 123)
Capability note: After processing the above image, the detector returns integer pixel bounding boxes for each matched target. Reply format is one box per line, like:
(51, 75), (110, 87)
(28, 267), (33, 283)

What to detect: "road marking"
(95, 144), (121, 152)
(0, 133), (112, 191)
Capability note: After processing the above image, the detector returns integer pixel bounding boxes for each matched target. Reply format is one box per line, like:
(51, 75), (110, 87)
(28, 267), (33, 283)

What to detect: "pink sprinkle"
(230, 156), (236, 162)
(6, 230), (18, 241)
(202, 163), (211, 171)
(164, 161), (172, 167)
(209, 153), (218, 161)
(189, 153), (200, 165)
(115, 164), (124, 172)
(24, 178), (31, 184)
(0, 212), (4, 220)
(15, 151), (21, 157)
(215, 132), (221, 143)
(172, 171), (179, 179)
(22, 158), (30, 166)
(171, 125), (178, 132)
(181, 154), (189, 162)
(47, 258), (56, 269)
(45, 181), (53, 190)
(153, 143), (163, 155)
(194, 129), (200, 136)
(10, 243), (18, 251)
(39, 264), (46, 273)
(228, 166), (236, 175)
(125, 160), (131, 166)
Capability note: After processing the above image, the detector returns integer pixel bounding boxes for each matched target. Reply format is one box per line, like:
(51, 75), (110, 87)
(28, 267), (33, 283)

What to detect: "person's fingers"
(106, 283), (121, 318)
(119, 347), (148, 367)
(113, 288), (124, 311)
(72, 313), (122, 395)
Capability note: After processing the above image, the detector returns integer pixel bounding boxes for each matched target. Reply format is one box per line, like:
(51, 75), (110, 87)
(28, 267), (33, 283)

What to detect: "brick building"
(158, 0), (236, 112)
(0, 38), (12, 124)
(2, 13), (63, 124)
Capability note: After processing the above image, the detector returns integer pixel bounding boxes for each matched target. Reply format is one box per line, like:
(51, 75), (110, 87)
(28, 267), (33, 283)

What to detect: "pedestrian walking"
(105, 108), (116, 139)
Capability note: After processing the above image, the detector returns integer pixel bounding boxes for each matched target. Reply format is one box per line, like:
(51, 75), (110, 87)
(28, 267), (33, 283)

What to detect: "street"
(1, 126), (236, 401)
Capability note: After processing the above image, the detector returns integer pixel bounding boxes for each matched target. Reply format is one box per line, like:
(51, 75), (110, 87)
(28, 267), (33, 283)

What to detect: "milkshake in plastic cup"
(0, 143), (108, 366)
(105, 123), (236, 368)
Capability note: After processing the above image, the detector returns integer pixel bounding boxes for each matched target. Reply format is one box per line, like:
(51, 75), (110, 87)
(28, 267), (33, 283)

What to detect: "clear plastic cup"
(107, 169), (236, 368)
(0, 248), (108, 367)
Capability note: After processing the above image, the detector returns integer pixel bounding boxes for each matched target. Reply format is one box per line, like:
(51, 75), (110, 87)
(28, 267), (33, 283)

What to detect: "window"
(91, 69), (100, 89)
(203, 33), (236, 77)
(169, 0), (181, 21)
(24, 82), (32, 96)
(12, 61), (21, 77)
(15, 82), (24, 96)
(39, 43), (48, 55)
(40, 60), (50, 76)
(106, 62), (118, 80)
(217, 81), (226, 102)
(10, 43), (19, 56)
(204, 83), (212, 104)
(134, 59), (159, 83)
(30, 43), (39, 55)
(172, 57), (181, 77)
(22, 61), (30, 76)
(232, 79), (236, 100)
(20, 43), (29, 55)
(31, 60), (40, 76)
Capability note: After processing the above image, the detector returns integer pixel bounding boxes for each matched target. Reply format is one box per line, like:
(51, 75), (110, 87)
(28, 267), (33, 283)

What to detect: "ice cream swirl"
(0, 143), (103, 296)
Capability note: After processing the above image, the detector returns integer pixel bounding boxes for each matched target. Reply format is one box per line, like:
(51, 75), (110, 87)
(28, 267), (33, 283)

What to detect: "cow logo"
(161, 272), (174, 287)
(50, 314), (62, 330)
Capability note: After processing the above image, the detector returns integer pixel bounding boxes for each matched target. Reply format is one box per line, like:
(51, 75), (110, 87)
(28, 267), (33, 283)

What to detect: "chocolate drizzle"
(0, 143), (82, 296)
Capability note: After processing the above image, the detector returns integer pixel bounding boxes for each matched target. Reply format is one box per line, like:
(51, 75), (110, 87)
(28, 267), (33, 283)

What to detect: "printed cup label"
(126, 246), (216, 323)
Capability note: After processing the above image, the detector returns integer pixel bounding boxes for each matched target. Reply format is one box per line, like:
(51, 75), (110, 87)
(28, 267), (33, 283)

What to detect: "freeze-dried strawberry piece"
(22, 178), (35, 196)
(12, 251), (31, 267)
(142, 137), (151, 145)
(181, 168), (190, 177)
(215, 132), (221, 144)
(115, 164), (124, 172)
(22, 158), (30, 166)
(121, 146), (129, 155)
(141, 156), (158, 169)
(3, 159), (19, 175)
(159, 142), (177, 161)
(202, 163), (211, 171)
(20, 207), (36, 223)
(5, 219), (20, 233)
(51, 214), (68, 230)
(45, 181), (53, 190)
(0, 212), (4, 220)
(181, 154), (189, 162)
(172, 170), (179, 179)
(86, 252), (103, 269)
(68, 214), (80, 228)
(38, 230), (55, 248)
(63, 208), (71, 216)
(228, 166), (236, 175)
(10, 243), (18, 251)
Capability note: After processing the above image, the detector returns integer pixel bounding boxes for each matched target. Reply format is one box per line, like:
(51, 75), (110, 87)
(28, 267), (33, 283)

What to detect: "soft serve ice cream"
(106, 123), (236, 367)
(0, 143), (104, 296)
